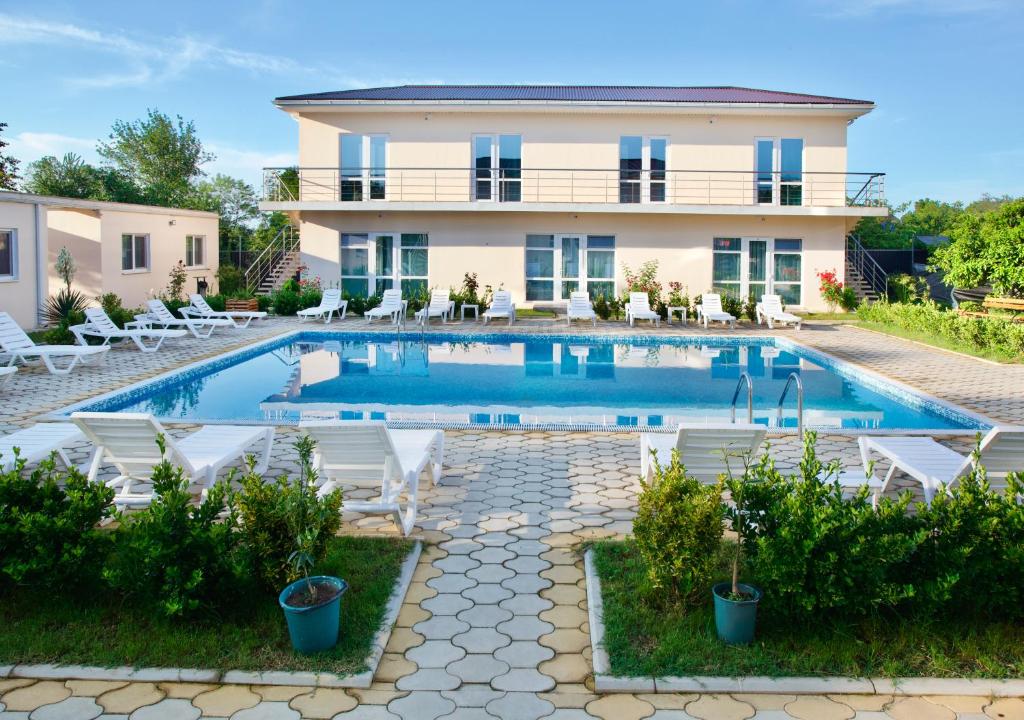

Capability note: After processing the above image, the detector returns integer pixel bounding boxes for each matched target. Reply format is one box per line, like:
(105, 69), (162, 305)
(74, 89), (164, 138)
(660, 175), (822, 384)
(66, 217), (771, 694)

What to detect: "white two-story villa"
(259, 85), (886, 311)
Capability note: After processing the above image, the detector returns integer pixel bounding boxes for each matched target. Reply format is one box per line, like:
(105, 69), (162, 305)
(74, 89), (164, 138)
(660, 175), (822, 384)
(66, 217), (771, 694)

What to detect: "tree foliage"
(24, 153), (142, 203)
(932, 198), (1024, 296)
(0, 122), (20, 190)
(190, 174), (260, 257)
(98, 109), (213, 207)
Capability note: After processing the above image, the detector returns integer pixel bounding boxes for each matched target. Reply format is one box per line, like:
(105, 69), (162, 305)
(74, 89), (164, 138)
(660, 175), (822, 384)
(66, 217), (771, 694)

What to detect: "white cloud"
(0, 13), (433, 91)
(9, 131), (99, 164)
(205, 143), (297, 188)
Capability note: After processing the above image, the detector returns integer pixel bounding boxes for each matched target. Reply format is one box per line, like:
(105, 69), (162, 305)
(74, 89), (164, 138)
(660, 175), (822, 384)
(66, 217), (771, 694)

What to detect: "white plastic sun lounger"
(0, 422), (89, 473)
(700, 294), (737, 329)
(640, 422), (767, 483)
(567, 291), (597, 327)
(0, 366), (13, 386)
(757, 294), (802, 330)
(297, 288), (348, 324)
(415, 289), (454, 326)
(1, 311), (110, 375)
(72, 412), (275, 507)
(483, 290), (516, 326)
(858, 426), (1024, 504)
(136, 299), (234, 338)
(300, 420), (444, 536)
(365, 289), (406, 325)
(71, 308), (187, 353)
(182, 294), (267, 328)
(626, 293), (660, 327)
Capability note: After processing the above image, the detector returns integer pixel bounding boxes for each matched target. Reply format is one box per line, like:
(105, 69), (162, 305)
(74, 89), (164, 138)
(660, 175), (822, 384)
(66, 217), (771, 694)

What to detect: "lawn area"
(593, 539), (1024, 678)
(0, 535), (414, 674)
(855, 320), (1022, 363)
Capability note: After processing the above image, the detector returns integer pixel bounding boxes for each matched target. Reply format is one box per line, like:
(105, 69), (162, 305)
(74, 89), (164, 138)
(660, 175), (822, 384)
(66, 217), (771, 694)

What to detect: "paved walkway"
(2, 317), (1023, 719)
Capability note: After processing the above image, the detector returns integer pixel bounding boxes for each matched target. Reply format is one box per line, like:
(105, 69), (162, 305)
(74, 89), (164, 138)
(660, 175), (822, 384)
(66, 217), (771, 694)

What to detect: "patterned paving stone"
(388, 691), (455, 720)
(453, 627), (513, 653)
(784, 696), (855, 720)
(497, 615), (556, 640)
(230, 701), (300, 719)
(585, 695), (656, 720)
(394, 669), (461, 691)
(192, 686), (260, 717)
(462, 583), (515, 604)
(426, 573), (477, 594)
(490, 669), (556, 692)
(505, 556), (551, 574)
(542, 710), (601, 720)
(485, 692), (555, 720)
(445, 655), (511, 683)
(94, 684), (165, 715)
(458, 604), (514, 627)
(65, 682), (128, 698)
(538, 653), (590, 683)
(494, 640), (556, 667)
(413, 615), (471, 640)
(421, 593), (475, 616)
(540, 605), (588, 628)
(434, 555), (481, 573)
(129, 698), (200, 720)
(440, 685), (505, 708)
(684, 694), (755, 720)
(3, 682), (72, 712)
(406, 639), (467, 668)
(501, 574), (553, 593)
(287, 688), (357, 718)
(539, 628), (591, 654)
(29, 696), (103, 720)
(470, 547), (516, 564)
(384, 627), (424, 654)
(500, 594), (555, 615)
(984, 698), (1024, 719)
(467, 564), (517, 583)
(332, 706), (400, 719)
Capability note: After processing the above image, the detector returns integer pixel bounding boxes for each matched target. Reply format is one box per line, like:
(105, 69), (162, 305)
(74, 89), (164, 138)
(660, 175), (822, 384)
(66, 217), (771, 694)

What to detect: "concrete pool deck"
(2, 316), (1023, 720)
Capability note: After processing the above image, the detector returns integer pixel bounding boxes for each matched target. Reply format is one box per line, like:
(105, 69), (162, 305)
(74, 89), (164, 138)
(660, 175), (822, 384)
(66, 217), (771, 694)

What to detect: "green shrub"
(216, 265), (244, 295)
(299, 289), (322, 310)
(103, 436), (244, 618)
(40, 318), (81, 344)
(594, 294), (611, 320)
(732, 435), (921, 619)
(887, 274), (929, 304)
(96, 292), (137, 328)
(203, 294), (227, 312)
(0, 454), (114, 589)
(44, 287), (88, 326)
(235, 438), (342, 592)
(857, 301), (1024, 359)
(744, 295), (758, 322)
(632, 451), (724, 604)
(839, 286), (859, 312)
(271, 289), (302, 316)
(721, 293), (744, 319)
(281, 277), (300, 294)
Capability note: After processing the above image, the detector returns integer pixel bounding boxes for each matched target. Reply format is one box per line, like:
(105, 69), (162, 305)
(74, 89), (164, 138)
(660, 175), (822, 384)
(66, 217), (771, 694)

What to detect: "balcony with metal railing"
(261, 167), (886, 215)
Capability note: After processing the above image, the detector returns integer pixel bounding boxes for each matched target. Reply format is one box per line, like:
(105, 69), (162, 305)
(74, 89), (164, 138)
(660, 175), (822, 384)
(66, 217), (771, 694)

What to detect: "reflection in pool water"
(74, 334), (985, 432)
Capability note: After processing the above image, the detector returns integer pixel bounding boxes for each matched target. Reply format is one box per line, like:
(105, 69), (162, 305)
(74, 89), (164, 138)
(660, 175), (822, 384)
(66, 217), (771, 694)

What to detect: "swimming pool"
(57, 332), (989, 433)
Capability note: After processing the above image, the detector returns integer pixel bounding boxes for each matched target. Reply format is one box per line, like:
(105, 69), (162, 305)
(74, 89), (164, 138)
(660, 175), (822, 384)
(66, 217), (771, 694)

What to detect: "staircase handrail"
(245, 225), (299, 294)
(846, 233), (889, 299)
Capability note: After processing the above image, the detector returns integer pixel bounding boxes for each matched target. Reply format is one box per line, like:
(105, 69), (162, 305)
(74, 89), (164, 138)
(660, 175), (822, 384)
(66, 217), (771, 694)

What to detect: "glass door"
(747, 239), (767, 303)
(559, 235), (581, 299)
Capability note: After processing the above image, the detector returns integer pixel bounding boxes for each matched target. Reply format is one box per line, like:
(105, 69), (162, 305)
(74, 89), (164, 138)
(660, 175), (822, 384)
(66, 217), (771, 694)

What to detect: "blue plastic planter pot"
(279, 576), (348, 654)
(712, 582), (762, 645)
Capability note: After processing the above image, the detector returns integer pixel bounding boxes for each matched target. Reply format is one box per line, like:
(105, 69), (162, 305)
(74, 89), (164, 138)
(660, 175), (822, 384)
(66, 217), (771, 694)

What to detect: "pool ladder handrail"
(777, 372), (804, 436)
(730, 372), (753, 424)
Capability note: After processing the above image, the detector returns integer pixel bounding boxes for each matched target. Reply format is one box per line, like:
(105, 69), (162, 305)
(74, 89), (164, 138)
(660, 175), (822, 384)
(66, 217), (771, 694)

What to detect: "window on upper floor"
(473, 134), (521, 202)
(340, 232), (429, 297)
(340, 134), (388, 201)
(185, 235), (205, 268)
(755, 138), (803, 206)
(525, 234), (616, 301)
(0, 229), (15, 280)
(121, 233), (150, 272)
(619, 136), (667, 204)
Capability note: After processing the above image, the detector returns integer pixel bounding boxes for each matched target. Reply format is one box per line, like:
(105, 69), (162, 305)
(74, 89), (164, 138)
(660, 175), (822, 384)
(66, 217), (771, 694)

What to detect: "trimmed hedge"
(857, 301), (1024, 360)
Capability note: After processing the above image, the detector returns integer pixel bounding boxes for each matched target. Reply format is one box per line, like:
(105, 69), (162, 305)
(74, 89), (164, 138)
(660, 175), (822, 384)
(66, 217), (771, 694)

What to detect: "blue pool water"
(66, 333), (985, 431)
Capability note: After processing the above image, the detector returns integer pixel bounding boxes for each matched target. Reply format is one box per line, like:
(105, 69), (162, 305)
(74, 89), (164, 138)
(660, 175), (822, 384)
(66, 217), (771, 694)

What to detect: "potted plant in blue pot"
(278, 436), (347, 654)
(715, 456), (762, 645)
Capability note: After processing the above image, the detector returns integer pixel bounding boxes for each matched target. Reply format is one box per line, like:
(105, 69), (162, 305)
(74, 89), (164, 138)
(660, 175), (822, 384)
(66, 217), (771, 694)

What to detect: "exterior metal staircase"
(845, 233), (888, 303)
(245, 225), (300, 295)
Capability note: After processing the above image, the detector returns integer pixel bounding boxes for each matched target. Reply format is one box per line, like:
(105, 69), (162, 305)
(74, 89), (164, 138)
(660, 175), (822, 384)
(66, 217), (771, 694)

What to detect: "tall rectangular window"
(772, 238), (803, 304)
(340, 134), (387, 201)
(712, 237), (742, 298)
(619, 136), (642, 203)
(0, 230), (14, 278)
(121, 233), (149, 272)
(473, 135), (521, 201)
(525, 235), (615, 301)
(585, 236), (615, 299)
(525, 235), (555, 301)
(755, 139), (774, 204)
(649, 138), (667, 202)
(780, 139), (803, 206)
(340, 232), (429, 297)
(620, 136), (667, 203)
(185, 235), (205, 267)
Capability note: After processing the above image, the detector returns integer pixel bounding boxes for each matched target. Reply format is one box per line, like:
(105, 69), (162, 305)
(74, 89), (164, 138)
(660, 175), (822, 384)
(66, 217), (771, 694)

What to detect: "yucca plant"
(44, 287), (88, 326)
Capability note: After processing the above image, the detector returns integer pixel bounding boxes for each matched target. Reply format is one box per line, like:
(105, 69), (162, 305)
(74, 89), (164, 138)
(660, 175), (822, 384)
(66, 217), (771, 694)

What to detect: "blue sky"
(1, 0), (1022, 206)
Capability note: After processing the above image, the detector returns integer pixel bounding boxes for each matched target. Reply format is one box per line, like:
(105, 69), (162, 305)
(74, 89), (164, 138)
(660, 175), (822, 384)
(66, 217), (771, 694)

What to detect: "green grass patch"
(856, 320), (1020, 363)
(593, 539), (1024, 678)
(0, 535), (414, 674)
(515, 308), (557, 318)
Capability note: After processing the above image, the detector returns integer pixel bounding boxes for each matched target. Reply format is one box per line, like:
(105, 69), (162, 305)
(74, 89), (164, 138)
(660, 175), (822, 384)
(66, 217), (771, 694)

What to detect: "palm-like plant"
(44, 287), (88, 326)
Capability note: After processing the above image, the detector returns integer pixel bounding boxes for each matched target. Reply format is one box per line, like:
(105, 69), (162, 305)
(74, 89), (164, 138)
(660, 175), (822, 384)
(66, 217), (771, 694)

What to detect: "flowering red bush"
(817, 269), (855, 311)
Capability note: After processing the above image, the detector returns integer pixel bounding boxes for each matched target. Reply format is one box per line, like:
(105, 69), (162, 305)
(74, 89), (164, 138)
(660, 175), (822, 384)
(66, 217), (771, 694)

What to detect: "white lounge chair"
(297, 288), (348, 324)
(182, 294), (267, 328)
(72, 412), (275, 507)
(0, 365), (15, 386)
(415, 289), (454, 326)
(567, 291), (597, 327)
(1, 311), (110, 375)
(858, 426), (1024, 505)
(757, 294), (802, 330)
(71, 308), (187, 353)
(0, 422), (90, 473)
(640, 422), (767, 483)
(299, 420), (444, 536)
(365, 289), (406, 325)
(483, 290), (516, 326)
(138, 299), (233, 338)
(626, 293), (660, 327)
(700, 294), (737, 329)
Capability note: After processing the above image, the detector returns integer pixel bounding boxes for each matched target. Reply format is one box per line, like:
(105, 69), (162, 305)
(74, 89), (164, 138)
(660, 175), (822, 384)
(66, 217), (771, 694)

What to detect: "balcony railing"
(262, 167), (885, 208)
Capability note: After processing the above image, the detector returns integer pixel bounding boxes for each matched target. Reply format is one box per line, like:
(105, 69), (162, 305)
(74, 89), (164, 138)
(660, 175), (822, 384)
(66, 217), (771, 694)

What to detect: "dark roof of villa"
(275, 85), (873, 105)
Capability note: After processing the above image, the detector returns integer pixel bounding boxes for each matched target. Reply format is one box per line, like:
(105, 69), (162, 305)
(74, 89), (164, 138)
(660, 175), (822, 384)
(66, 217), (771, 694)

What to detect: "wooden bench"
(984, 297), (1024, 312)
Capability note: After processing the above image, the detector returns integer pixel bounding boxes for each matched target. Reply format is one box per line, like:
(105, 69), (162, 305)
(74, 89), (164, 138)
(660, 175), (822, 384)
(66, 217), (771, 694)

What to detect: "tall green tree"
(0, 123), (20, 190)
(97, 109), (213, 207)
(190, 174), (260, 262)
(933, 198), (1024, 296)
(901, 198), (964, 237)
(25, 153), (145, 203)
